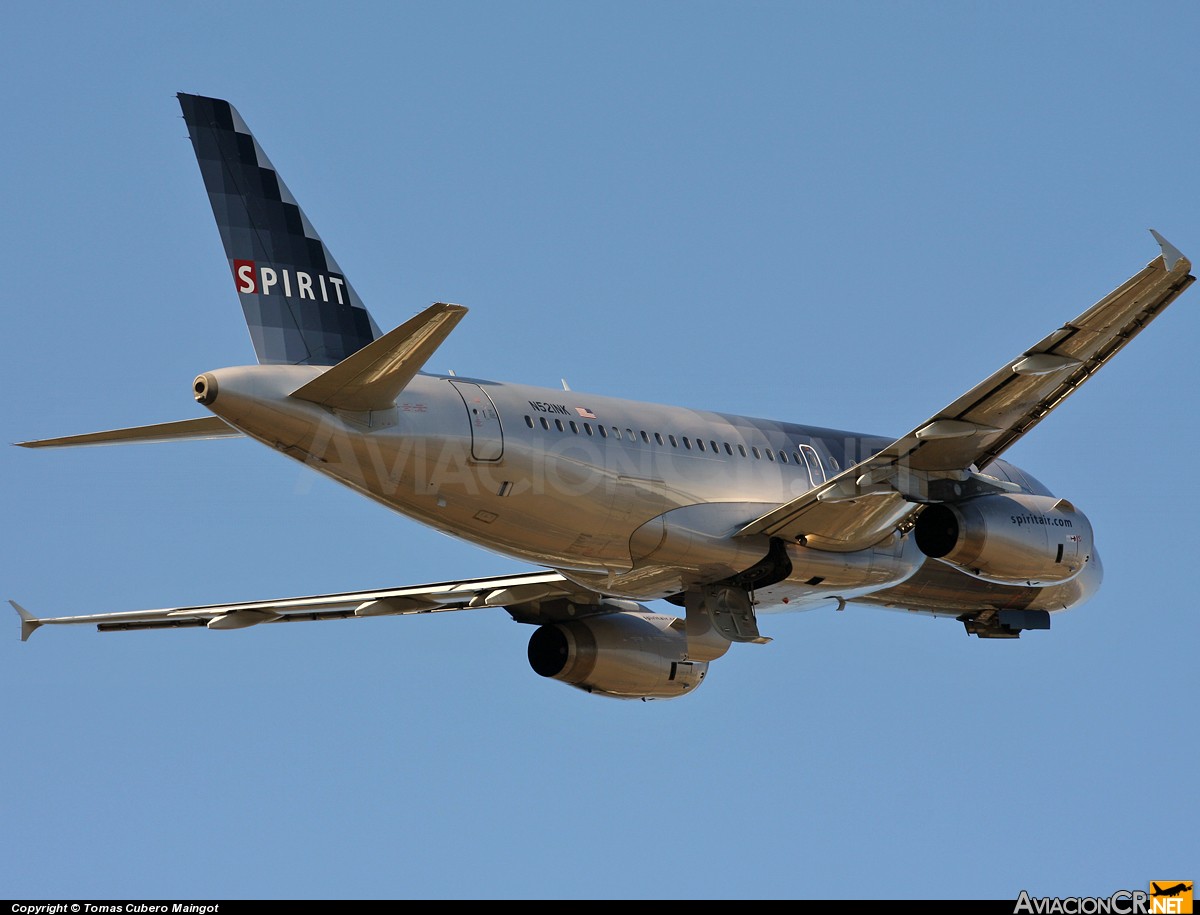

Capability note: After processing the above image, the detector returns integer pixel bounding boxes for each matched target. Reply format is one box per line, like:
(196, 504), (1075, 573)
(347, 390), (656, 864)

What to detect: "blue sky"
(2, 1), (1197, 901)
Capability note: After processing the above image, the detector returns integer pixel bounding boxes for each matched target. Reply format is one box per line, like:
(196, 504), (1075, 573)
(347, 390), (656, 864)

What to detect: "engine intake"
(527, 610), (724, 700)
(914, 493), (1094, 586)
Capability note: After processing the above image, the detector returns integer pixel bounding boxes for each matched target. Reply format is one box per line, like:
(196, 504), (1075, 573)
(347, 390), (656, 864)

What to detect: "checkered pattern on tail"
(178, 93), (380, 365)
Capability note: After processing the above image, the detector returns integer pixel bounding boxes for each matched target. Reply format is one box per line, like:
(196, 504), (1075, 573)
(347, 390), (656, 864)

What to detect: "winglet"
(10, 601), (42, 642)
(1150, 229), (1186, 271)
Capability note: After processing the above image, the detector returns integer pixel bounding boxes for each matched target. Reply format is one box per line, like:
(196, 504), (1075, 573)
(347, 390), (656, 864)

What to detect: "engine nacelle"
(527, 610), (726, 700)
(913, 493), (1094, 586)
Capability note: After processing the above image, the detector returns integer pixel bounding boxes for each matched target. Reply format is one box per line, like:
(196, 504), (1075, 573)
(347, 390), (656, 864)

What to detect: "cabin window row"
(523, 414), (811, 465)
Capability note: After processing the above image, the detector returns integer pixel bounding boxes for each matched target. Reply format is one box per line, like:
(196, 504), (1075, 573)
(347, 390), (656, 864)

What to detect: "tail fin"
(178, 93), (381, 366)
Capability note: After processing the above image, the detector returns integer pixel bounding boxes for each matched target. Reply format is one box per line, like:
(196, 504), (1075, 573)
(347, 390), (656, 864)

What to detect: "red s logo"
(234, 260), (257, 293)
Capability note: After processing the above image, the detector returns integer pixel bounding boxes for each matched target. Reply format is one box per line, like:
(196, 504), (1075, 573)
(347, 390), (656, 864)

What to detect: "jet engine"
(527, 610), (727, 700)
(913, 493), (1094, 586)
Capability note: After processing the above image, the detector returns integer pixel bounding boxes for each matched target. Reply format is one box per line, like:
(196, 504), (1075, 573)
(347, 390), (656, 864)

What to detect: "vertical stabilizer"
(178, 93), (381, 365)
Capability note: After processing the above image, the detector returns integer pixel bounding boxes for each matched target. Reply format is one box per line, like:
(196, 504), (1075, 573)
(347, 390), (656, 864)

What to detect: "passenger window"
(540, 417), (549, 430)
(627, 428), (635, 442)
(584, 423), (593, 435)
(738, 444), (747, 457)
(766, 449), (775, 462)
(668, 434), (678, 447)
(779, 451), (787, 463)
(752, 446), (761, 459)
(681, 436), (690, 449)
(711, 441), (720, 454)
(598, 425), (607, 438)
(725, 443), (734, 455)
(641, 431), (650, 444)
(569, 421), (578, 433)
(555, 419), (564, 432)
(696, 438), (705, 452)
(524, 415), (534, 428)
(654, 433), (664, 445)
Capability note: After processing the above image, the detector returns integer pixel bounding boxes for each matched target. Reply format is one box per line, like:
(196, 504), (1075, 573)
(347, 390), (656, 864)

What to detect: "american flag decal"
(575, 407), (596, 419)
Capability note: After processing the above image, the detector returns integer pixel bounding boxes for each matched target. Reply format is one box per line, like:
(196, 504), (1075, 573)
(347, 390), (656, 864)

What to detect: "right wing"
(11, 570), (608, 641)
(738, 231), (1194, 551)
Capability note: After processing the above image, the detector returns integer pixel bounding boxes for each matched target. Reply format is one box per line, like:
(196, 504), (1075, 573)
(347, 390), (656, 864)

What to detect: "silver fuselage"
(200, 365), (1102, 620)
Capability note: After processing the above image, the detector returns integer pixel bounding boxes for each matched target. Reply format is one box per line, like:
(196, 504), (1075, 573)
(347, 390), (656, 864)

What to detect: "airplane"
(9, 93), (1196, 700)
(1151, 884), (1192, 898)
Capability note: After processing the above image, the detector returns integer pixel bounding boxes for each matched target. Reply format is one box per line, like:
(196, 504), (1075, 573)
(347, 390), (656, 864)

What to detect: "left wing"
(738, 231), (1194, 551)
(11, 570), (605, 641)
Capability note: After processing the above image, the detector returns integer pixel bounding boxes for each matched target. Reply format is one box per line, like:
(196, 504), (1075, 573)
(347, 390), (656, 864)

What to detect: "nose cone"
(1025, 545), (1103, 614)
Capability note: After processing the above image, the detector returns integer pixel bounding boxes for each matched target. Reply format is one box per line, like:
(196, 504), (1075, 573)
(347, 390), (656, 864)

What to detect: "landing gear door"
(449, 381), (504, 462)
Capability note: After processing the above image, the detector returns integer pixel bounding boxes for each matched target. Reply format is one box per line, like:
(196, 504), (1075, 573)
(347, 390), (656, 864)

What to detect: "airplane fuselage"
(195, 364), (1102, 621)
(11, 94), (1183, 699)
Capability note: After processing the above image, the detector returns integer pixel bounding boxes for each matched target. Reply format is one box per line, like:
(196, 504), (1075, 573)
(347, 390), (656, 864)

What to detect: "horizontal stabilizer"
(15, 416), (241, 449)
(289, 302), (468, 412)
